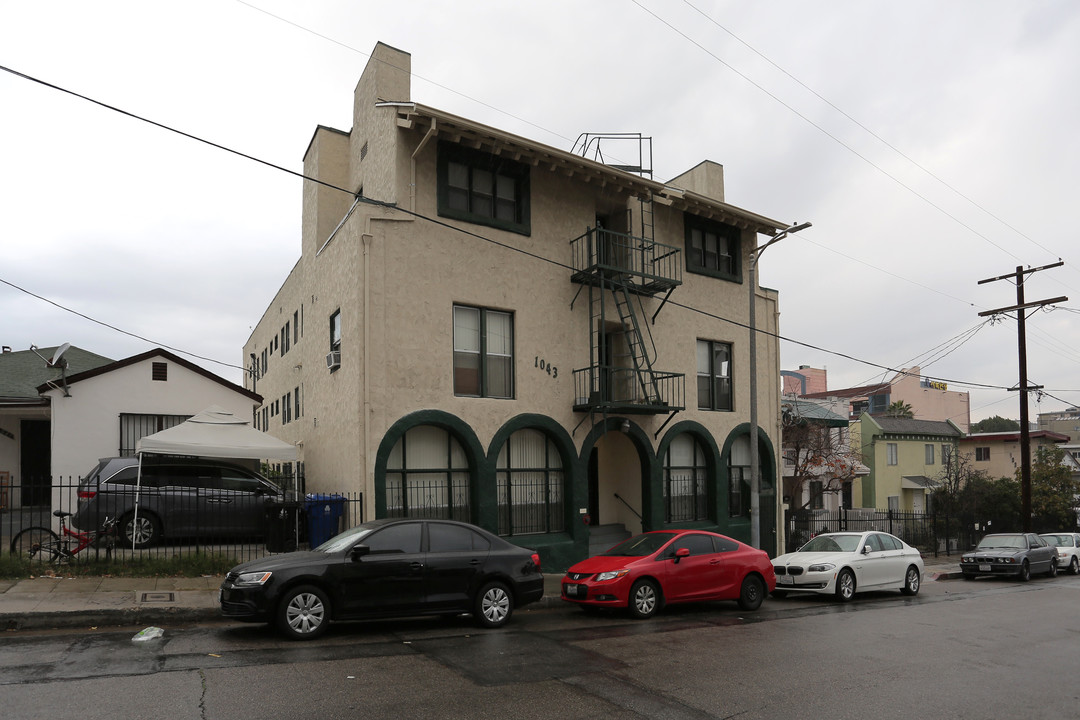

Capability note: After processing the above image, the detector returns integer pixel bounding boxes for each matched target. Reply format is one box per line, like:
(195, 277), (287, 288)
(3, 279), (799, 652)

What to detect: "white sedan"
(772, 531), (924, 602)
(1040, 532), (1080, 575)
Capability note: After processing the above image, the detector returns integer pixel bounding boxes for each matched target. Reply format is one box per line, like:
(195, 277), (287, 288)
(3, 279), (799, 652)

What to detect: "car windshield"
(798, 535), (864, 553)
(315, 525), (377, 553)
(976, 535), (1026, 550)
(603, 532), (677, 557)
(1042, 534), (1073, 547)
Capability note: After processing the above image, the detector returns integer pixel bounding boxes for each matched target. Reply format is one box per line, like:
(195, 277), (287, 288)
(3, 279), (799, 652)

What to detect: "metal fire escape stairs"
(571, 192), (683, 439)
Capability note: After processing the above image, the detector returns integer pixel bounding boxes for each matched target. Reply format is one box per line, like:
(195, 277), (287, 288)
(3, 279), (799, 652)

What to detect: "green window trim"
(684, 214), (742, 282)
(437, 140), (531, 235)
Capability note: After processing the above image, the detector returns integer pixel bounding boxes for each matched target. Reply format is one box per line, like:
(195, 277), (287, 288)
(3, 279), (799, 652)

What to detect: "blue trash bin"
(305, 493), (345, 548)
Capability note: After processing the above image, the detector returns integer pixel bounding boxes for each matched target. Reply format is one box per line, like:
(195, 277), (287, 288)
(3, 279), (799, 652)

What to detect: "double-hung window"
(697, 339), (732, 411)
(438, 141), (530, 235)
(685, 215), (741, 281)
(887, 443), (898, 466)
(925, 443), (935, 464)
(453, 305), (514, 398)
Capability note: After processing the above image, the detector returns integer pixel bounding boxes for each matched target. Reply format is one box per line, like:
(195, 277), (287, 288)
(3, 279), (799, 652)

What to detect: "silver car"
(960, 533), (1058, 581)
(73, 457), (282, 548)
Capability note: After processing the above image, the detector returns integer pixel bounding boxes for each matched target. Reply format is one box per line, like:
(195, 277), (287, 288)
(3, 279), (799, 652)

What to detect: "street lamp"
(749, 221), (811, 551)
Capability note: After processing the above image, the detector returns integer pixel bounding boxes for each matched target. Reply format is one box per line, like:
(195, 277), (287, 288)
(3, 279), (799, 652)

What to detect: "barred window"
(497, 429), (564, 536)
(385, 426), (471, 521)
(664, 434), (708, 522)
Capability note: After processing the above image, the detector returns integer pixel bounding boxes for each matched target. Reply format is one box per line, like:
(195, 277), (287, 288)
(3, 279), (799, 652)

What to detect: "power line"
(678, 0), (1079, 279)
(0, 276), (247, 372)
(0, 62), (1033, 396)
(632, 0), (1075, 277)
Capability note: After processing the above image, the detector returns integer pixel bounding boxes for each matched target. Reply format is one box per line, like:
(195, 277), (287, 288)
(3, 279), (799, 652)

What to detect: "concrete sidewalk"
(0, 556), (964, 632)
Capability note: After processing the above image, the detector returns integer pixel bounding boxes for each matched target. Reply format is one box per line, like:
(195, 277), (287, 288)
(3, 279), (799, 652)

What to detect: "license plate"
(779, 575), (793, 585)
(565, 584), (581, 597)
(979, 564), (991, 572)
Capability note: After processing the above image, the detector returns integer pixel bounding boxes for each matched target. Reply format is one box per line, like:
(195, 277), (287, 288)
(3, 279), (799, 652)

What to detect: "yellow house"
(852, 414), (963, 512)
(244, 43), (793, 565)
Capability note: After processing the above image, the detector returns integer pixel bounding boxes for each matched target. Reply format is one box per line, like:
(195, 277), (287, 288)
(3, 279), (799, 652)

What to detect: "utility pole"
(749, 221), (810, 551)
(978, 262), (1066, 532)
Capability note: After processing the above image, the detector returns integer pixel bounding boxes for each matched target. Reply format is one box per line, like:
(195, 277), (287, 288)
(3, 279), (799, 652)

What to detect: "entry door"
(20, 420), (50, 506)
(588, 449), (600, 523)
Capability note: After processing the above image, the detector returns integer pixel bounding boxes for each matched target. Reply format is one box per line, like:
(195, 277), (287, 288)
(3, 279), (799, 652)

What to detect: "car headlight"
(807, 563), (835, 573)
(235, 571), (273, 586)
(595, 569), (629, 582)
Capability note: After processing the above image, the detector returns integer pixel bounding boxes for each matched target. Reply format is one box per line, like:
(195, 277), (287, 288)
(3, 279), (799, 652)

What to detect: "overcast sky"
(2, 0), (1078, 424)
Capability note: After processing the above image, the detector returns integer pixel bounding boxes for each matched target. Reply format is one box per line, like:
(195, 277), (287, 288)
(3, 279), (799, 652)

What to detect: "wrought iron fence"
(785, 508), (979, 557)
(2, 476), (363, 567)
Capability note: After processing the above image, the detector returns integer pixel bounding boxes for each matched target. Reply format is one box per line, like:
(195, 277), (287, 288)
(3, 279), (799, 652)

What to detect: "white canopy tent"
(136, 405), (298, 461)
(130, 406), (298, 550)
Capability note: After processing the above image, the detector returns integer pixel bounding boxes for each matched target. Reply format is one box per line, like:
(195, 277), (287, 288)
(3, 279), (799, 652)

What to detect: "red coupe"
(561, 530), (776, 618)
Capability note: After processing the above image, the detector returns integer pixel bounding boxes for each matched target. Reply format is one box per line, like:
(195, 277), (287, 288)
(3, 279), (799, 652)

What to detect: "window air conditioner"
(326, 351), (341, 370)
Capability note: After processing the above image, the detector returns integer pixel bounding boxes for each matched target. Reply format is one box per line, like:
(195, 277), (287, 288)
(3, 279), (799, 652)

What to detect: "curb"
(2, 594), (570, 632)
(1, 606), (222, 632)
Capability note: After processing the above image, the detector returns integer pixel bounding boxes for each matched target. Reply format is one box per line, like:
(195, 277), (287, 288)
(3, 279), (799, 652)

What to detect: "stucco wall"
(41, 357), (258, 480)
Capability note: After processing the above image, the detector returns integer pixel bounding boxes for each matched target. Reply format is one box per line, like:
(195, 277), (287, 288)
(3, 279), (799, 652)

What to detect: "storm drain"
(138, 591), (177, 604)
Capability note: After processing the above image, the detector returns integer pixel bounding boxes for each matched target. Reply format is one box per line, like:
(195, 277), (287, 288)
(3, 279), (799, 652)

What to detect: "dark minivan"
(73, 456), (283, 548)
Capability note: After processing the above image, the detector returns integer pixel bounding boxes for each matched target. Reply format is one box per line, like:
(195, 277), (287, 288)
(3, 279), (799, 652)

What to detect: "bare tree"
(783, 418), (863, 510)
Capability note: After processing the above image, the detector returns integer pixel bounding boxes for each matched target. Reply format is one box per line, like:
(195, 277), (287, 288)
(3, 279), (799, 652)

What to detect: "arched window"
(386, 425), (470, 521)
(728, 435), (751, 518)
(496, 429), (564, 535)
(664, 433), (707, 522)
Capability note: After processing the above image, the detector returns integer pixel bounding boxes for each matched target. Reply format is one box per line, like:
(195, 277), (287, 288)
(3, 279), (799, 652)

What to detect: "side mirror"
(350, 544), (371, 561)
(862, 545), (873, 555)
(673, 547), (690, 563)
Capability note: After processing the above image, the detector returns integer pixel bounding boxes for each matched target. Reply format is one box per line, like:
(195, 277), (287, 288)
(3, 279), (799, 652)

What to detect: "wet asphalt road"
(4, 574), (1080, 719)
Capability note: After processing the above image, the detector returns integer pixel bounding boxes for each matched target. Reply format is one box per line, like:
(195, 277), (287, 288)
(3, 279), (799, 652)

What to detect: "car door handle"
(410, 562), (424, 570)
(710, 559), (722, 565)
(470, 559), (481, 566)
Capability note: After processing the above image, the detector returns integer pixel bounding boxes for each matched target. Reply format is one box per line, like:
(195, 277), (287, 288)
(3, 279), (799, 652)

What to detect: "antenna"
(29, 342), (72, 397)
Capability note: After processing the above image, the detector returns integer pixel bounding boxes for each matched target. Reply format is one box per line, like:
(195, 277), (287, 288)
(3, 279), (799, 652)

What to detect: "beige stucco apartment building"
(244, 43), (792, 566)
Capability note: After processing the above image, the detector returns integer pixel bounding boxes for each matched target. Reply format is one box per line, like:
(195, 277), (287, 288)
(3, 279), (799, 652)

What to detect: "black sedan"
(960, 532), (1058, 581)
(220, 518), (544, 640)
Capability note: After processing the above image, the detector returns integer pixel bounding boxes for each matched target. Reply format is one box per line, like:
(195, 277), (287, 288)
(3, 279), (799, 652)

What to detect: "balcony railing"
(573, 365), (685, 415)
(570, 228), (682, 295)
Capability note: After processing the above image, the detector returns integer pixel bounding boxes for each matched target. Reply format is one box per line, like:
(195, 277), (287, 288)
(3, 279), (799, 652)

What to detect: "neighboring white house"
(29, 348), (262, 510)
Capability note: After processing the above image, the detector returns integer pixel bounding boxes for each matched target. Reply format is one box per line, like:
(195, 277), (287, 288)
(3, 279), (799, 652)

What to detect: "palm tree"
(885, 400), (914, 418)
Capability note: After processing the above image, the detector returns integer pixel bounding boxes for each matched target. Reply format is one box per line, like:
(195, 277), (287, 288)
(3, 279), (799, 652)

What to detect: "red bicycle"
(9, 510), (118, 565)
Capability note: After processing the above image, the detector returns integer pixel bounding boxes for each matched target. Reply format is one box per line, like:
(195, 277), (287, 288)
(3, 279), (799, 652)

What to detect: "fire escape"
(569, 202), (685, 435)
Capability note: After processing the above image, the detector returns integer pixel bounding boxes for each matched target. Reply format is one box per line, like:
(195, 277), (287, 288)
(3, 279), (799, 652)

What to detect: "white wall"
(42, 356), (258, 480)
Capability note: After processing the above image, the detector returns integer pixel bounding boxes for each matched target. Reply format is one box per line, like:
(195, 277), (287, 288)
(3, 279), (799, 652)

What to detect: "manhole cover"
(138, 591), (177, 604)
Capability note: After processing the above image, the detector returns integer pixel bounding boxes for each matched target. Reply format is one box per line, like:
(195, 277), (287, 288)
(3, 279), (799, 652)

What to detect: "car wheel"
(628, 579), (660, 619)
(474, 581), (513, 628)
(1019, 560), (1030, 582)
(900, 565), (921, 596)
(1070, 557), (1079, 575)
(835, 569), (856, 602)
(1048, 558), (1058, 578)
(771, 589), (788, 599)
(277, 585), (330, 640)
(737, 574), (765, 611)
(121, 512), (161, 549)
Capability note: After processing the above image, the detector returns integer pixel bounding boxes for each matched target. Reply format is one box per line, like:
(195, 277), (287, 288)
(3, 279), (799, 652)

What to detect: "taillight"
(78, 490), (96, 500)
(531, 553), (541, 572)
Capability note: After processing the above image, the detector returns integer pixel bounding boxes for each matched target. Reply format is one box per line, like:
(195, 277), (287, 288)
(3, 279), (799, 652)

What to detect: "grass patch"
(0, 551), (238, 580)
